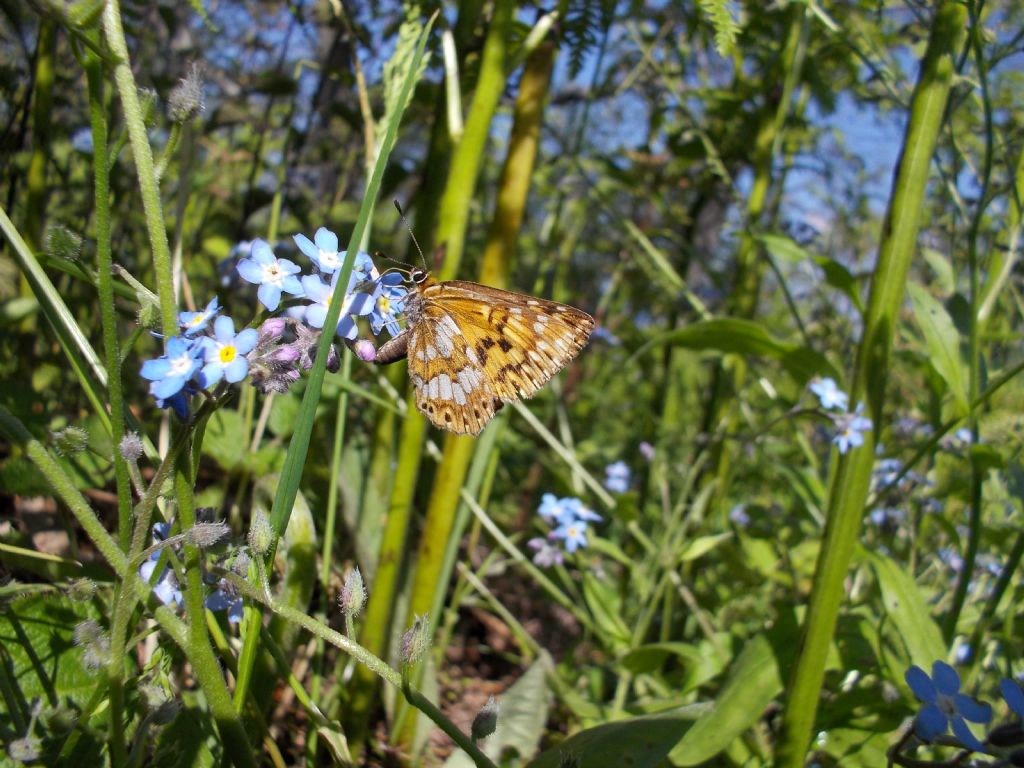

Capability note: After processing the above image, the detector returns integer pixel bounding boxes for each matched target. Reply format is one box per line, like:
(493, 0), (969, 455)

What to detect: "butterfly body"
(374, 270), (594, 435)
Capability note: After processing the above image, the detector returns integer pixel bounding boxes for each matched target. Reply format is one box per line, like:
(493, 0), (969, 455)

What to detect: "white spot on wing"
(452, 381), (467, 405)
(437, 374), (453, 401)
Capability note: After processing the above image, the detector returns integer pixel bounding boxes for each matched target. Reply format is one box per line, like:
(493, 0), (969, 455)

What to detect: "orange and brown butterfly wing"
(405, 280), (594, 434)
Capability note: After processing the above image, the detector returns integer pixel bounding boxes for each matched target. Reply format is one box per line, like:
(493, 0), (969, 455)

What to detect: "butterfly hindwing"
(406, 302), (502, 435)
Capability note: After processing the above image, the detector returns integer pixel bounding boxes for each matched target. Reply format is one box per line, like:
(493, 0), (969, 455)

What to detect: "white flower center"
(262, 262), (284, 285)
(169, 354), (194, 376)
(319, 249), (339, 269)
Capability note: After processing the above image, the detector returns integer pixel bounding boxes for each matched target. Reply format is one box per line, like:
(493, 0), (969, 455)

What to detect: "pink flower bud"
(352, 339), (376, 362)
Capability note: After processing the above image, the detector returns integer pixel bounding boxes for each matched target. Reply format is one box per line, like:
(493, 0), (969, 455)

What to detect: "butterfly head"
(410, 267), (433, 290)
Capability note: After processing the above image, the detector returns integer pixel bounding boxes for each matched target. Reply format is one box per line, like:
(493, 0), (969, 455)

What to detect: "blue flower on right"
(1000, 678), (1024, 718)
(809, 377), (849, 411)
(905, 661), (992, 750)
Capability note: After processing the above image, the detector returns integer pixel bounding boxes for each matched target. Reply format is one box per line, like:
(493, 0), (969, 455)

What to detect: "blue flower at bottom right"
(905, 661), (992, 750)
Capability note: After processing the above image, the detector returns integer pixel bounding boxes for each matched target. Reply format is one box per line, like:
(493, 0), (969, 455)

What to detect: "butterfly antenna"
(394, 200), (429, 269)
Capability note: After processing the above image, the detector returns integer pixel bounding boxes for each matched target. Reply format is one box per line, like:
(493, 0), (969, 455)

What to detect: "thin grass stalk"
(24, 19), (56, 254)
(945, 1), (995, 641)
(233, 14), (435, 713)
(978, 142), (1024, 325)
(84, 47), (133, 551)
(774, 4), (967, 764)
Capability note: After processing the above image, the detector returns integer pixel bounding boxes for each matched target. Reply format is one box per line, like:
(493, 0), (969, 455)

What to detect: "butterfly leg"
(373, 329), (410, 365)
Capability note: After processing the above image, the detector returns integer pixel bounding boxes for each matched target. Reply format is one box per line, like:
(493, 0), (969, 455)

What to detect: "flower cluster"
(528, 493), (603, 567)
(808, 377), (872, 454)
(139, 228), (409, 415)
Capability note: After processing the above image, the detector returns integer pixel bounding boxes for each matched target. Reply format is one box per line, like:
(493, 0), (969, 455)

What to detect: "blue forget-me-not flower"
(198, 316), (259, 387)
(905, 661), (992, 750)
(140, 336), (202, 400)
(810, 377), (849, 411)
(833, 403), (872, 454)
(179, 296), (220, 336)
(236, 239), (303, 311)
(604, 461), (631, 493)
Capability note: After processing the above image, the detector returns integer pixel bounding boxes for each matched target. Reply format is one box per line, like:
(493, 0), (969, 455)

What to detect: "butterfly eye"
(411, 269), (429, 285)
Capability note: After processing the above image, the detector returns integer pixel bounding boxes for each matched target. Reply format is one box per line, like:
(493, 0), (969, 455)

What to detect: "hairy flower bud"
(471, 696), (499, 741)
(186, 521), (229, 548)
(400, 614), (431, 667)
(339, 567), (365, 618)
(351, 339), (377, 362)
(45, 225), (83, 263)
(119, 432), (144, 461)
(138, 87), (158, 127)
(232, 550), (251, 577)
(167, 63), (205, 123)
(73, 620), (110, 671)
(248, 509), (272, 556)
(51, 426), (88, 457)
(66, 578), (98, 602)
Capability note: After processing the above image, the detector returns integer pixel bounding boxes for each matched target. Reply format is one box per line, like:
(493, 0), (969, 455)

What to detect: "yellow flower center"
(378, 296), (391, 313)
(188, 314), (206, 326)
(219, 346), (237, 365)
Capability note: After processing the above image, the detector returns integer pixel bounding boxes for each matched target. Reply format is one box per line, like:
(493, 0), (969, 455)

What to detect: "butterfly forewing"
(402, 279), (594, 435)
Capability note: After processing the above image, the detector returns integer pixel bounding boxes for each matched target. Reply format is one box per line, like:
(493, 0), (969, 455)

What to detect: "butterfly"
(373, 268), (595, 435)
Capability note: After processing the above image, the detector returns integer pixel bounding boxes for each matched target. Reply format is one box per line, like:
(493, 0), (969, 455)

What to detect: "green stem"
(101, 0), (177, 335)
(84, 48), (133, 552)
(774, 4), (967, 765)
(944, 0), (993, 642)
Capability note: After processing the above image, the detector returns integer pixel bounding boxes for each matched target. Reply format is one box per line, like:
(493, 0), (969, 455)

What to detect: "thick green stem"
(774, 4), (967, 764)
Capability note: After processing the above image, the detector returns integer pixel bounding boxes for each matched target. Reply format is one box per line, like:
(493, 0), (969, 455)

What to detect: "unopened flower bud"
(248, 509), (272, 556)
(268, 344), (301, 363)
(73, 620), (102, 646)
(352, 339), (377, 362)
(186, 521), (229, 548)
(400, 614), (431, 667)
(232, 550), (251, 576)
(51, 426), (88, 457)
(73, 620), (110, 671)
(45, 225), (83, 263)
(325, 344), (340, 373)
(339, 567), (365, 618)
(138, 87), (158, 127)
(471, 696), (499, 741)
(259, 316), (288, 342)
(119, 432), (144, 461)
(7, 736), (40, 762)
(167, 63), (204, 123)
(66, 578), (97, 602)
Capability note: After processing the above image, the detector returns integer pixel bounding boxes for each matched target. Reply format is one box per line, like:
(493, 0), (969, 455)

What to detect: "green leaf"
(618, 642), (702, 675)
(582, 573), (631, 650)
(678, 533), (732, 562)
(444, 654), (554, 767)
(868, 552), (946, 668)
(759, 234), (864, 312)
(697, 0), (739, 56)
(908, 283), (968, 416)
(527, 715), (689, 768)
(634, 318), (838, 383)
(921, 247), (955, 296)
(669, 634), (783, 765)
(154, 692), (220, 767)
(0, 595), (101, 719)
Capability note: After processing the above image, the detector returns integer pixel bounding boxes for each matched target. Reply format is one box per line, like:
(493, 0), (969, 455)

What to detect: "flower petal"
(955, 693), (993, 724)
(257, 283), (282, 311)
(223, 357), (249, 383)
(151, 375), (187, 399)
(234, 328), (259, 355)
(950, 716), (985, 751)
(305, 305), (327, 329)
(213, 315), (235, 341)
(1001, 679), (1024, 717)
(293, 233), (318, 260)
(281, 275), (303, 296)
(314, 227), (338, 253)
(140, 358), (171, 380)
(933, 661), (960, 696)
(906, 666), (937, 703)
(237, 259), (264, 285)
(251, 239), (274, 264)
(200, 361), (223, 388)
(915, 703), (948, 740)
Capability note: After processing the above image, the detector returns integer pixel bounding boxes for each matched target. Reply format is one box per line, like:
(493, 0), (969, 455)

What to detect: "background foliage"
(1, 0), (1023, 766)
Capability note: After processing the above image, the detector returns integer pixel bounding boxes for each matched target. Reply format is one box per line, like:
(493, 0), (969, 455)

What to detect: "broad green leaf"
(908, 283), (968, 416)
(444, 654), (554, 767)
(0, 595), (101, 721)
(869, 553), (945, 669)
(267, 391), (301, 438)
(527, 715), (689, 768)
(669, 634), (783, 765)
(634, 318), (838, 383)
